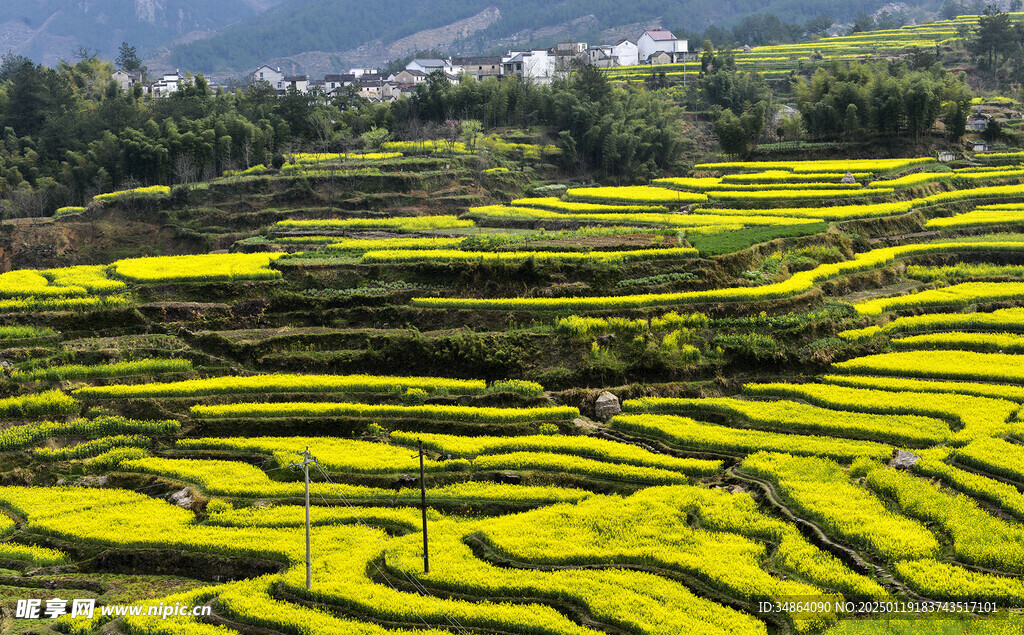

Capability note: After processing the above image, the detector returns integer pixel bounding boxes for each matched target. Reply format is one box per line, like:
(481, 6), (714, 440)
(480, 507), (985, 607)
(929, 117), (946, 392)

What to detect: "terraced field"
(4, 145), (1024, 635)
(604, 13), (1021, 83)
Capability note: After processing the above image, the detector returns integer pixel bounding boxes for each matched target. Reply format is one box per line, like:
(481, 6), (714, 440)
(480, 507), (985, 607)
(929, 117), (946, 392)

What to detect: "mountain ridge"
(1, 0), (953, 74)
(166, 0), (940, 76)
(0, 0), (284, 66)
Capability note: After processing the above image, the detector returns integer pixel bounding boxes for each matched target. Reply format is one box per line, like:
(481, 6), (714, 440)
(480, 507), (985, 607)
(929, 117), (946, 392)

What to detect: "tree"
(700, 40), (715, 75)
(940, 1), (966, 19)
(308, 110), (336, 154)
(360, 126), (390, 150)
(874, 10), (908, 30)
(74, 46), (99, 62)
(572, 64), (611, 102)
(0, 52), (32, 82)
(983, 118), (1002, 143)
(460, 119), (482, 152)
(277, 86), (314, 138)
(115, 42), (146, 78)
(805, 15), (834, 37)
(843, 104), (862, 139)
(851, 13), (875, 34)
(645, 72), (668, 90)
(945, 98), (970, 141)
(1, 59), (72, 138)
(871, 77), (905, 137)
(777, 113), (804, 141)
(904, 78), (942, 140)
(713, 102), (766, 157)
(793, 60), (969, 142)
(714, 110), (748, 156)
(971, 9), (1015, 87)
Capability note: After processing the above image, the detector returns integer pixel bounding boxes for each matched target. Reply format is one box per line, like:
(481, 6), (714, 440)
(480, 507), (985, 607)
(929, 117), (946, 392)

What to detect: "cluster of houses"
(112, 29), (691, 102)
(251, 29), (692, 102)
(112, 69), (183, 97)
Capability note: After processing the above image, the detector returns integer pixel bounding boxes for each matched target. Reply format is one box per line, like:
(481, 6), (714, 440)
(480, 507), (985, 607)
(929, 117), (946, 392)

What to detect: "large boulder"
(594, 391), (621, 421)
(573, 417), (599, 433)
(890, 449), (921, 470)
(169, 487), (195, 509)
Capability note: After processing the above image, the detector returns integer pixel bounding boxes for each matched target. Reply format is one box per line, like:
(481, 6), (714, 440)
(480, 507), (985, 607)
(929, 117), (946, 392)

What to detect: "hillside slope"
(168, 0), (924, 74)
(0, 0), (282, 65)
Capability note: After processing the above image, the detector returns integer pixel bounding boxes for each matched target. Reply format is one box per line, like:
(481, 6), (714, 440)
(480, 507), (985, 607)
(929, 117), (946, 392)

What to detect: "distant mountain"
(167, 0), (939, 76)
(3, 0), (945, 74)
(0, 0), (284, 66)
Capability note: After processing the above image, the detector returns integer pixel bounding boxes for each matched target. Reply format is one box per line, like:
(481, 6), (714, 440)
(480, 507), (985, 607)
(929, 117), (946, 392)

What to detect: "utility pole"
(289, 447), (318, 591)
(419, 439), (429, 574)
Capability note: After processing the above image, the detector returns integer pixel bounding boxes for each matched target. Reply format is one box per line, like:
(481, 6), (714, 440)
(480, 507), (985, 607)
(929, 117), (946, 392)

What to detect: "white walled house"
(253, 65), (284, 87)
(553, 41), (588, 55)
(503, 50), (556, 83)
(637, 30), (687, 63)
(324, 73), (356, 93)
(145, 70), (181, 98)
(527, 51), (556, 83)
(283, 75), (309, 93)
(406, 59), (447, 74)
(586, 47), (616, 67)
(611, 39), (639, 67)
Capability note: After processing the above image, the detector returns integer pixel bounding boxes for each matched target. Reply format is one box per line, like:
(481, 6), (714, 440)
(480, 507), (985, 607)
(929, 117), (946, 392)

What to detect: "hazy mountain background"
(0, 0), (283, 66)
(0, 0), (971, 77)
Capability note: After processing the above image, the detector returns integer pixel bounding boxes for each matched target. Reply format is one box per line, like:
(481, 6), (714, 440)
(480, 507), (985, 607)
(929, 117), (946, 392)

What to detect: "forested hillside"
(171, 0), (918, 73)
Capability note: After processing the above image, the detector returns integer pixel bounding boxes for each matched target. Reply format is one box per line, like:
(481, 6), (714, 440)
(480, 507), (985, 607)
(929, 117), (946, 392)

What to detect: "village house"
(406, 58), (448, 74)
(553, 41), (588, 55)
(324, 73), (356, 93)
(637, 29), (688, 64)
(450, 56), (503, 81)
(585, 47), (618, 68)
(145, 70), (181, 97)
(502, 50), (556, 83)
(967, 112), (991, 132)
(282, 75), (309, 93)
(550, 41), (590, 75)
(393, 69), (427, 85)
(611, 39), (639, 66)
(357, 81), (383, 101)
(648, 51), (674, 65)
(355, 72), (400, 101)
(252, 65), (284, 88)
(112, 69), (142, 92)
